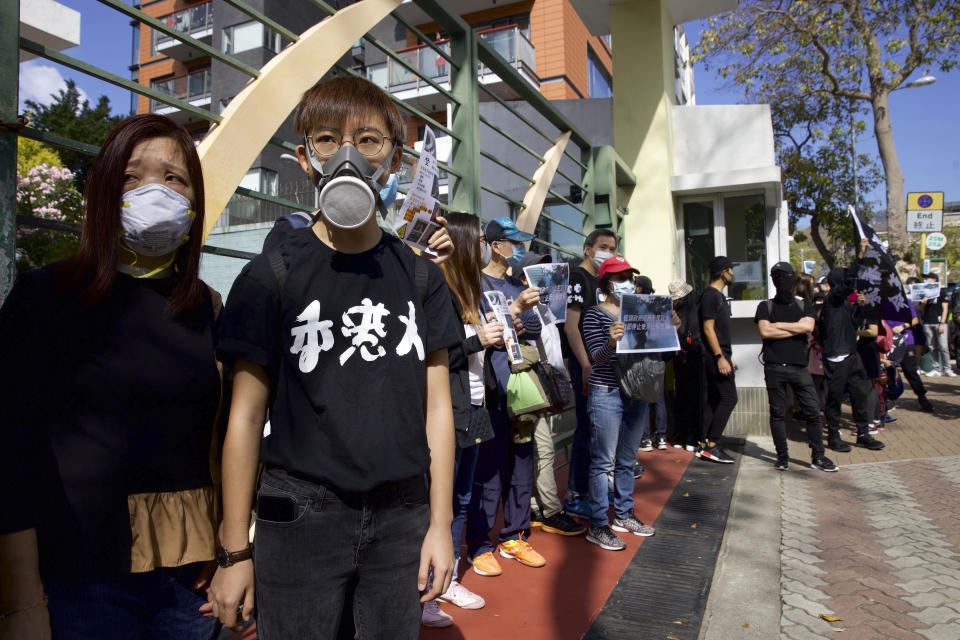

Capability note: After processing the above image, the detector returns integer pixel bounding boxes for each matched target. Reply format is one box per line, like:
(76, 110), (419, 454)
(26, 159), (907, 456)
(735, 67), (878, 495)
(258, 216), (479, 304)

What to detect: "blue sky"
(18, 2), (960, 212)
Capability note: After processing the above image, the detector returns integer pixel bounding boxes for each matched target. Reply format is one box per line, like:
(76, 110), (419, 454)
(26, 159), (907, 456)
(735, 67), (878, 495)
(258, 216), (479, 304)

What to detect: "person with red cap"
(581, 256), (656, 551)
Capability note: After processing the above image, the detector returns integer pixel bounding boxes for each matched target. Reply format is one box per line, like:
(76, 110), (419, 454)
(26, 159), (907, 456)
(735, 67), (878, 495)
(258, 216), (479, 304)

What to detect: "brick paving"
(774, 376), (960, 640)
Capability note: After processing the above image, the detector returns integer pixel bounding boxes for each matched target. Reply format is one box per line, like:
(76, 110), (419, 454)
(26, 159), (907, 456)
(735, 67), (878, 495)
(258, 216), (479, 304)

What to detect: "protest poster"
(616, 294), (680, 354)
(483, 290), (523, 365)
(849, 205), (911, 323)
(393, 126), (440, 256)
(908, 281), (940, 303)
(522, 262), (570, 323)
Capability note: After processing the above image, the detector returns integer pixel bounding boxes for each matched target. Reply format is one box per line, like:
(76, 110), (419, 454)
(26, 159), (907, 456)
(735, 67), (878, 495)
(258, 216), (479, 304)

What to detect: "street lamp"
(849, 74), (936, 208)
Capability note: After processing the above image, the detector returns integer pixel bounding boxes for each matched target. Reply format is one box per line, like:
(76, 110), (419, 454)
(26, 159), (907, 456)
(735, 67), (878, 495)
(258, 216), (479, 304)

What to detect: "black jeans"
(704, 354), (738, 441)
(823, 354), (875, 432)
(253, 468), (429, 640)
(566, 357), (590, 496)
(673, 350), (706, 447)
(764, 364), (825, 459)
(898, 346), (927, 399)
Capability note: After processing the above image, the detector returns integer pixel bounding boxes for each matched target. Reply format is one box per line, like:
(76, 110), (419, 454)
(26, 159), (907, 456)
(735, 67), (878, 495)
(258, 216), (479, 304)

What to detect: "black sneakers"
(855, 432), (885, 450)
(774, 456), (789, 471)
(540, 512), (586, 536)
(586, 525), (626, 551)
(811, 455), (839, 472)
(919, 396), (934, 412)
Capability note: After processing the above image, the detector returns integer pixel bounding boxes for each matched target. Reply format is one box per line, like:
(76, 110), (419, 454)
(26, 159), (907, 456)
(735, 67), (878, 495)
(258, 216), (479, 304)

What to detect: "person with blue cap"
(466, 217), (547, 577)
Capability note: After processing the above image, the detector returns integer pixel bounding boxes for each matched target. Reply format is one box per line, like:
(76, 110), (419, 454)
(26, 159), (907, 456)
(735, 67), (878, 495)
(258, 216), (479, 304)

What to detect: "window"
(587, 48), (612, 98)
(187, 68), (210, 98)
(683, 201), (715, 293)
(531, 201), (587, 265)
(223, 21), (283, 54)
(240, 168), (278, 196)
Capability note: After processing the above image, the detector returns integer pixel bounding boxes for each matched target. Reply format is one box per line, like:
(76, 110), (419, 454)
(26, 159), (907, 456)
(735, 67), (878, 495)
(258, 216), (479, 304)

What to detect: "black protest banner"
(848, 205), (911, 323)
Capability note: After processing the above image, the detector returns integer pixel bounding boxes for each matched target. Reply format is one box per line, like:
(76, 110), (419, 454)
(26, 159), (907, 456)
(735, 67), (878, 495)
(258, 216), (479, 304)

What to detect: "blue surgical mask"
(379, 173), (399, 208)
(506, 242), (526, 269)
(612, 280), (634, 298)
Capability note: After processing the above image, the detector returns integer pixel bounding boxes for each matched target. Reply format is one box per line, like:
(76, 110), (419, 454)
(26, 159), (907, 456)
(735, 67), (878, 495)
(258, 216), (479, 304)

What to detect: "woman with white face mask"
(0, 115), (223, 640)
(580, 256), (657, 552)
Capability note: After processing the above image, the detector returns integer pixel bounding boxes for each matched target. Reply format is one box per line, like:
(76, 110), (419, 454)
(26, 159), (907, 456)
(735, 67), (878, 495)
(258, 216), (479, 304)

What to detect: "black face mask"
(827, 267), (855, 298)
(772, 272), (796, 303)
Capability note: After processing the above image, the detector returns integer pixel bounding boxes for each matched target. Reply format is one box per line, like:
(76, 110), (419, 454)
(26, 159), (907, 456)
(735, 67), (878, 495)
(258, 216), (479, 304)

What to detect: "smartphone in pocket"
(256, 494), (298, 522)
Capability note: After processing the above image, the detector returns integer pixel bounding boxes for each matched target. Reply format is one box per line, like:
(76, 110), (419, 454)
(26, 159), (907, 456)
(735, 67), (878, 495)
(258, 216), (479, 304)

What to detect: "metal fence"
(3, 0), (627, 300)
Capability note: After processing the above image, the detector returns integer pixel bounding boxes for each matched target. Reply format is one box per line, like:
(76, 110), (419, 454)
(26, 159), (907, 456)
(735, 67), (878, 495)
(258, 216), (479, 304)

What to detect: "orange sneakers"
(498, 538), (546, 568)
(470, 551), (502, 577)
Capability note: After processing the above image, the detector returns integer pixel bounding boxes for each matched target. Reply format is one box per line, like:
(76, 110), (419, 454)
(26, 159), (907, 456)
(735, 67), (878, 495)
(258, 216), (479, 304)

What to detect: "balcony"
(151, 2), (213, 62)
(149, 68), (211, 125)
(366, 26), (538, 113)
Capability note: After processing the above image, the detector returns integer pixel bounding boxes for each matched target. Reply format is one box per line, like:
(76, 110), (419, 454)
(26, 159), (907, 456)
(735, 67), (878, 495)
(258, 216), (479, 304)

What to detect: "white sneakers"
(438, 580), (486, 609)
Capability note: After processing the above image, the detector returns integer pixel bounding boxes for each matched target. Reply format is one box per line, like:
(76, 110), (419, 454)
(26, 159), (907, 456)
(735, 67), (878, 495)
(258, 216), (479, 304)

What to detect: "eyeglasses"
(307, 127), (393, 158)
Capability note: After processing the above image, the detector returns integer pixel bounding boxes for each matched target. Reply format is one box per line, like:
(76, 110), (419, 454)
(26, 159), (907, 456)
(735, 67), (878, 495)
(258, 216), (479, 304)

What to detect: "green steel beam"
(446, 28), (480, 214)
(20, 127), (99, 157)
(200, 244), (258, 260)
(539, 210), (586, 237)
(476, 38), (591, 151)
(478, 114), (542, 162)
(0, 0), (17, 300)
(531, 236), (580, 259)
(389, 10), (460, 69)
(222, 0), (299, 43)
(401, 144), (463, 180)
(481, 184), (525, 209)
(546, 188), (586, 215)
(333, 62), (457, 139)
(234, 186), (312, 212)
(97, 0), (260, 79)
(309, 0), (459, 104)
(477, 83), (554, 146)
(480, 150), (534, 185)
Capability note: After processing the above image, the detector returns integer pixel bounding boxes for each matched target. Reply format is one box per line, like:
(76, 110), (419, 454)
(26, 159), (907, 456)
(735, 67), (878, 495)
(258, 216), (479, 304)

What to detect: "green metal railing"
(3, 0), (615, 300)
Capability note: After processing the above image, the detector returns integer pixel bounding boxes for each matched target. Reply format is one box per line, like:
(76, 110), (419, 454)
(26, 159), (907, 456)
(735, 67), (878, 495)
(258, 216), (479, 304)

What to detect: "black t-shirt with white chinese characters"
(699, 287), (733, 358)
(561, 265), (598, 357)
(218, 229), (461, 492)
(754, 297), (816, 366)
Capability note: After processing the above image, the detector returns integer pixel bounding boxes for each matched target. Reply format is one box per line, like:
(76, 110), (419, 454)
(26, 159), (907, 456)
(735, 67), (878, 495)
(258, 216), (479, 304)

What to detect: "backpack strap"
(266, 249), (287, 291)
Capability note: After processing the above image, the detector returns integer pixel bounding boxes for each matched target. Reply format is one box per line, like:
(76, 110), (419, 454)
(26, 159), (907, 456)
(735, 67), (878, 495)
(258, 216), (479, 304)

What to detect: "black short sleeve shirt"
(754, 297), (816, 365)
(562, 265), (598, 355)
(921, 289), (947, 324)
(699, 287), (732, 356)
(218, 231), (461, 492)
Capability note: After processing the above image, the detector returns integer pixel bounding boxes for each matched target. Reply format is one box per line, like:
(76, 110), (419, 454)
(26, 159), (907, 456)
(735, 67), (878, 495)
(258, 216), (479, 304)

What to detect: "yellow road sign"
(907, 192), (944, 210)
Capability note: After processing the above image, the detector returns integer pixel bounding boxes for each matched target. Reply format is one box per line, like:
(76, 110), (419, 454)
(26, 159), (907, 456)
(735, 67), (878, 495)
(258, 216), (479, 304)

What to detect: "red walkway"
(226, 448), (694, 640)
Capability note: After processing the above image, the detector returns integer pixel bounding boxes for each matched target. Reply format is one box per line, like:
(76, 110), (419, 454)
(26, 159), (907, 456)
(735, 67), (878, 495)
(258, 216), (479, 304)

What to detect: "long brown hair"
(440, 212), (484, 325)
(56, 114), (207, 313)
(793, 272), (815, 301)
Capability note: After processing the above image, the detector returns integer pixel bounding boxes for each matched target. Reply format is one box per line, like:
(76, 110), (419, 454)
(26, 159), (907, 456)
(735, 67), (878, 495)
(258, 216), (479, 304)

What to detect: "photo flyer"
(482, 290), (524, 365)
(522, 262), (570, 323)
(393, 126), (440, 256)
(616, 294), (680, 354)
(908, 281), (940, 303)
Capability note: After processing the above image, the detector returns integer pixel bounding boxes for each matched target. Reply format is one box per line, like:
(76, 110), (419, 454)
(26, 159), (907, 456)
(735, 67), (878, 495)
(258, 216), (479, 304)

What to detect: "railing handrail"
(393, 24), (530, 55)
(153, 0), (214, 41)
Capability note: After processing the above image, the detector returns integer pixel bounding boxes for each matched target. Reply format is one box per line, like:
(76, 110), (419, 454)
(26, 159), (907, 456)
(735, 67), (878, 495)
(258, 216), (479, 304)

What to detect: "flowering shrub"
(15, 163), (84, 271)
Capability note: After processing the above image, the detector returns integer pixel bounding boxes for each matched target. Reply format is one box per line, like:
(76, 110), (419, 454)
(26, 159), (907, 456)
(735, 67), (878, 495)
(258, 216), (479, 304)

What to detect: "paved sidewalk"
(703, 375), (960, 640)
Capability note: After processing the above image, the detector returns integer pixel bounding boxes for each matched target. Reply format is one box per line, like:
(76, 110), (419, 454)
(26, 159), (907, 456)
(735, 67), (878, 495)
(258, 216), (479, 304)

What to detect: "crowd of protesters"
(1, 74), (956, 640)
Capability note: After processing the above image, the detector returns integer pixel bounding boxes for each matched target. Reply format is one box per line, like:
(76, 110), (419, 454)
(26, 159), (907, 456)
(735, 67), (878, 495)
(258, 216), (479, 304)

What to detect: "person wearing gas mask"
(818, 240), (885, 452)
(465, 217), (546, 578)
(0, 115), (223, 640)
(698, 256), (738, 464)
(561, 229), (618, 518)
(755, 263), (838, 472)
(207, 77), (463, 640)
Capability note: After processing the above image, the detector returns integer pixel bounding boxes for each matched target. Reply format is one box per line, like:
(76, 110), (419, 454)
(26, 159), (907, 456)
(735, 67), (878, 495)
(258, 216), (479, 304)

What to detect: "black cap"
(770, 261), (795, 275)
(483, 216), (534, 243)
(634, 275), (654, 293)
(708, 256), (733, 275)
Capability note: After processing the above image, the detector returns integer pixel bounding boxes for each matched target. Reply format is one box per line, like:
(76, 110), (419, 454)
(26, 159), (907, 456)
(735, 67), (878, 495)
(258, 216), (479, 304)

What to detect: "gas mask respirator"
(305, 138), (394, 230)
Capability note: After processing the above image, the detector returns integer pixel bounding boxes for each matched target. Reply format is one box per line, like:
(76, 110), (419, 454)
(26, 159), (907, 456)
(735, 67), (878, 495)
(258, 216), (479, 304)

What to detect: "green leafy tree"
(23, 79), (122, 191)
(17, 137), (63, 175)
(694, 0), (960, 254)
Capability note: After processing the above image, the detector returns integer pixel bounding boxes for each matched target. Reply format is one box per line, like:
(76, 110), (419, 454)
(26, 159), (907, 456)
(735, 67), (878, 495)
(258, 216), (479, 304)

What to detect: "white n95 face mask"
(120, 183), (195, 256)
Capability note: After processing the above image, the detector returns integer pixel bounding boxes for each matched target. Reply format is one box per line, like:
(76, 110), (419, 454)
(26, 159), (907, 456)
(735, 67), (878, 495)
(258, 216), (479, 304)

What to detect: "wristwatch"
(216, 543), (253, 568)
(713, 352), (723, 360)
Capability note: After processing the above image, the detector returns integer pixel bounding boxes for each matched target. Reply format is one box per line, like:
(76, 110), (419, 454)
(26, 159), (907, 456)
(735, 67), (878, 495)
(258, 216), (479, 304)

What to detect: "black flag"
(848, 205), (911, 323)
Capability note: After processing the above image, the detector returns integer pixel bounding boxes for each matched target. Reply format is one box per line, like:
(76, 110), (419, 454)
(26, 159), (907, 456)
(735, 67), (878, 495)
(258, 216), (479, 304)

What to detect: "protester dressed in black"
(818, 243), (885, 451)
(669, 280), (705, 451)
(755, 263), (836, 471)
(698, 256), (738, 463)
